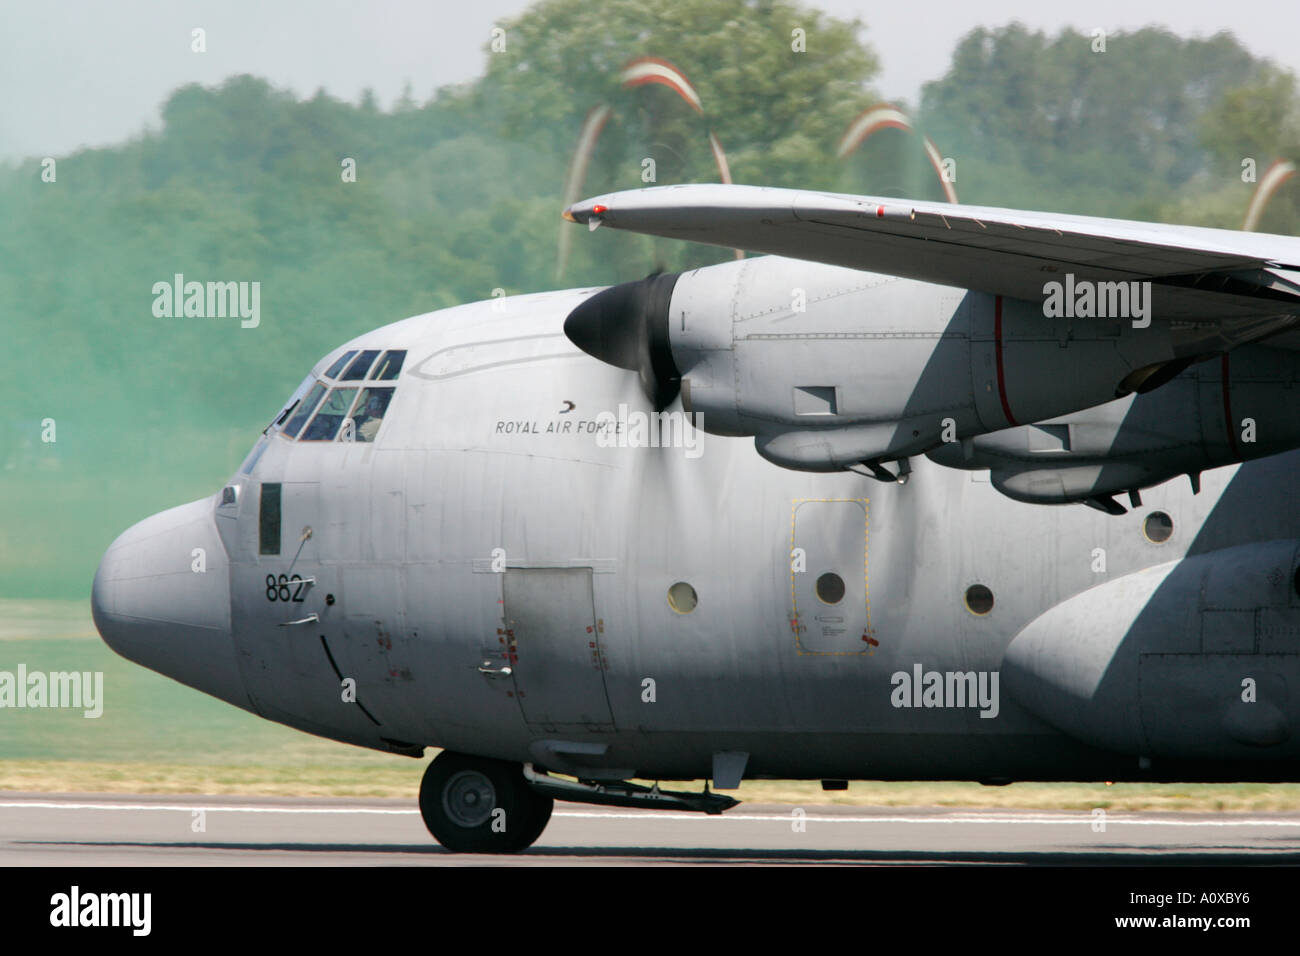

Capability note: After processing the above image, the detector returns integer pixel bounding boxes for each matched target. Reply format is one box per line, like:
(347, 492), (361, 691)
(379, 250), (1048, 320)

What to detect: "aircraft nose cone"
(92, 498), (248, 709)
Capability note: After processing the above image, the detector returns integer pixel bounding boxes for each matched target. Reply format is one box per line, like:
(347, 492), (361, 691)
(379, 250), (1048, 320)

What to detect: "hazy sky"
(3, 0), (1299, 161)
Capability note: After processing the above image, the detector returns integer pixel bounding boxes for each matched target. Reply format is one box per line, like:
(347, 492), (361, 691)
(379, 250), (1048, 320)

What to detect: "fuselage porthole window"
(1143, 511), (1174, 544)
(815, 572), (846, 605)
(965, 584), (994, 616)
(667, 582), (698, 614)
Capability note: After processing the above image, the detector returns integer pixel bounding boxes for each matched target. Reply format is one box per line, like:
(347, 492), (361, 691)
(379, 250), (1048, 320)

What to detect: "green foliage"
(918, 25), (1283, 217)
(1199, 66), (1300, 167)
(481, 0), (879, 186)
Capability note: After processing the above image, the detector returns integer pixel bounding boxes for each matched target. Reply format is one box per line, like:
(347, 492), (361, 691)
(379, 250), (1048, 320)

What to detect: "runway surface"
(4, 792), (1300, 865)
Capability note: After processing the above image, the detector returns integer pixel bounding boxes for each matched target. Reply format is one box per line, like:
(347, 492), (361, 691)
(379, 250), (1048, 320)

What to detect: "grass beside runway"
(5, 761), (1300, 811)
(4, 601), (1300, 810)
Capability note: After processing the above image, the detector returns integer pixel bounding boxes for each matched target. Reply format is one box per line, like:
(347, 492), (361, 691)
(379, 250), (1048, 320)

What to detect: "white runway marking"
(0, 801), (416, 814)
(1, 799), (1297, 827)
(555, 811), (1300, 827)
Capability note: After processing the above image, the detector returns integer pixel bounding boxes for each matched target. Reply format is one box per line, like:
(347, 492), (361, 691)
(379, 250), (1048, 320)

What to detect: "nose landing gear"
(418, 751), (554, 853)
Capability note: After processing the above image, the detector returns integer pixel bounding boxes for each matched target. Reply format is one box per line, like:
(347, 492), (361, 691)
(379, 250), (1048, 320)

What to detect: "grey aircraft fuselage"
(92, 254), (1300, 788)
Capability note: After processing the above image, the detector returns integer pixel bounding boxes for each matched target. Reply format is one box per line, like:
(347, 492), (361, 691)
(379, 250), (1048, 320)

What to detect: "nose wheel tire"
(419, 751), (553, 852)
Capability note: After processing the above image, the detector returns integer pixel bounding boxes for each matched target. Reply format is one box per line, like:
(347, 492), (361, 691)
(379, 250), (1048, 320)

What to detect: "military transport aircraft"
(93, 183), (1300, 852)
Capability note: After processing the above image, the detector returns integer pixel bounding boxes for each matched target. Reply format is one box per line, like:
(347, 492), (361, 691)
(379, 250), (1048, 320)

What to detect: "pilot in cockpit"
(353, 389), (393, 442)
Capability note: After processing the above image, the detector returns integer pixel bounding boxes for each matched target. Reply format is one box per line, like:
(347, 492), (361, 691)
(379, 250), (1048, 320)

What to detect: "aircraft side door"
(503, 567), (615, 732)
(790, 498), (872, 654)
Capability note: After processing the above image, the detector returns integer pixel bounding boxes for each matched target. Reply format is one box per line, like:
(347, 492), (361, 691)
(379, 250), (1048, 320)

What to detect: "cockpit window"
(301, 388), (358, 441)
(268, 347), (407, 446)
(349, 387), (394, 442)
(371, 350), (406, 380)
(324, 351), (357, 378)
(340, 349), (382, 381)
(282, 382), (327, 439)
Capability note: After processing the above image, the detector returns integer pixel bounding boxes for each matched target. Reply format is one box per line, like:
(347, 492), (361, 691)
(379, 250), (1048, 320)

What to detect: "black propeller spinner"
(563, 272), (682, 411)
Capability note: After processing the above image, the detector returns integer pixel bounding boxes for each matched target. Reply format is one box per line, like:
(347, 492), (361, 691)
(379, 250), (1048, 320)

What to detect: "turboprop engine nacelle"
(926, 344), (1300, 513)
(564, 256), (1191, 474)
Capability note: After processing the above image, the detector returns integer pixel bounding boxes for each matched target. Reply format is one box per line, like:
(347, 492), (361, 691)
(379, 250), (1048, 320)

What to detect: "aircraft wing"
(564, 184), (1300, 340)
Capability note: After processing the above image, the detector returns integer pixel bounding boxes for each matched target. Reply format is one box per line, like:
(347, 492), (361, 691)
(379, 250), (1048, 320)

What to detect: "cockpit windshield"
(273, 348), (406, 445)
(323, 351), (357, 378)
(282, 382), (326, 439)
(301, 387), (358, 441)
(350, 387), (394, 442)
(371, 350), (404, 380)
(237, 348), (405, 476)
(339, 349), (382, 380)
